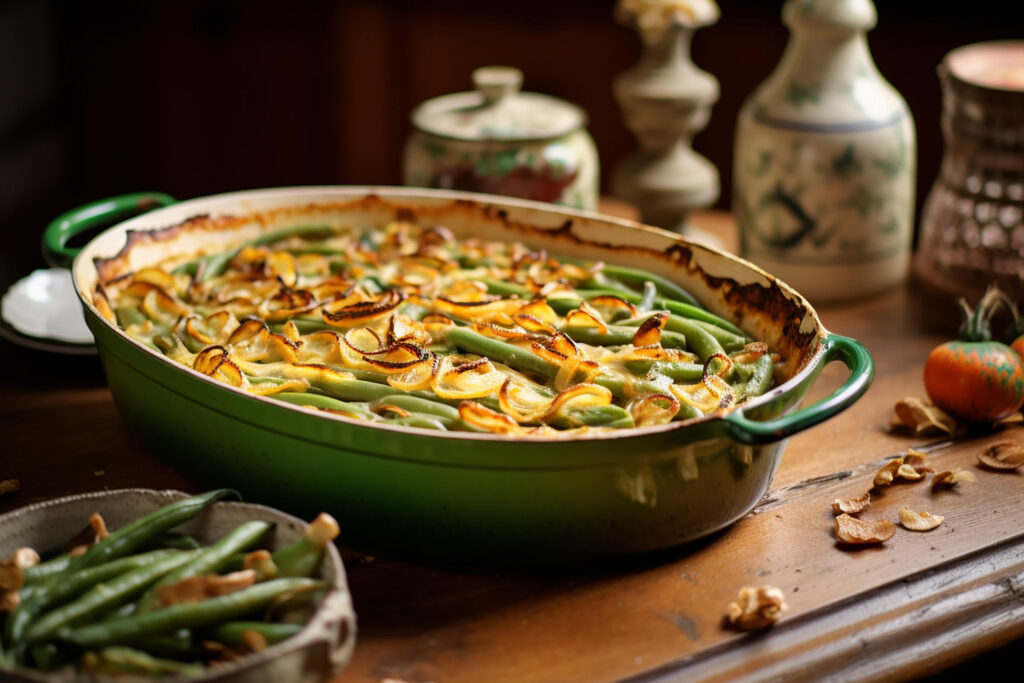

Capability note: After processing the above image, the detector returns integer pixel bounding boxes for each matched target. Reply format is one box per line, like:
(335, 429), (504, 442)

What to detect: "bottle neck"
(778, 29), (876, 84)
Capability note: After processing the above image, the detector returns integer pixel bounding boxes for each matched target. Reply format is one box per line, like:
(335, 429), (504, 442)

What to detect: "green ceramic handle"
(43, 192), (177, 268)
(724, 333), (874, 445)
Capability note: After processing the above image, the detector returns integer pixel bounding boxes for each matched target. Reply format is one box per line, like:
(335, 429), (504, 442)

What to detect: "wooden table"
(2, 211), (1021, 681)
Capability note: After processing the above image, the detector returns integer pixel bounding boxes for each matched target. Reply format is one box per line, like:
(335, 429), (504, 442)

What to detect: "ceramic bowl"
(0, 488), (356, 682)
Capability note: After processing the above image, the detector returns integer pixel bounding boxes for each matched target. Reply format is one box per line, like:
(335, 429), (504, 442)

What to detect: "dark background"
(3, 0), (1023, 281)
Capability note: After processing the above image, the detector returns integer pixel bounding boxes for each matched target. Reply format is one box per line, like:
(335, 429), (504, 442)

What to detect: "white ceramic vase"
(733, 0), (916, 304)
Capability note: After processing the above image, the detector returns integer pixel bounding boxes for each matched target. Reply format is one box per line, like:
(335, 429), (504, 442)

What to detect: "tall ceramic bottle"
(733, 0), (915, 303)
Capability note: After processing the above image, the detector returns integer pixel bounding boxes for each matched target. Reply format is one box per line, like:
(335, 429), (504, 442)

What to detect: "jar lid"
(411, 66), (586, 142)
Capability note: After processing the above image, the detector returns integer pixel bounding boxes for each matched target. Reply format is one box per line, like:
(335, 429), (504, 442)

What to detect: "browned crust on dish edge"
(92, 193), (820, 382)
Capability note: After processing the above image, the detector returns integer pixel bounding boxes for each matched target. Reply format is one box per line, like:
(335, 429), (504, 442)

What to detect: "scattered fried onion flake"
(725, 585), (787, 630)
(977, 441), (1024, 471)
(0, 590), (19, 612)
(157, 570), (256, 607)
(832, 492), (871, 516)
(932, 468), (977, 492)
(904, 449), (934, 474)
(873, 459), (903, 487)
(0, 547), (41, 591)
(0, 479), (19, 497)
(898, 507), (945, 531)
(891, 397), (959, 436)
(835, 513), (896, 545)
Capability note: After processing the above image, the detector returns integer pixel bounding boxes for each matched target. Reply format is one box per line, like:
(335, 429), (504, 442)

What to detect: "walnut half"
(834, 514), (896, 545)
(726, 585), (787, 630)
(898, 507), (944, 531)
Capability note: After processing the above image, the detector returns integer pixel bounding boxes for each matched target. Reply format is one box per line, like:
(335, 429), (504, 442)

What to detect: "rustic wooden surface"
(1, 211), (1021, 681)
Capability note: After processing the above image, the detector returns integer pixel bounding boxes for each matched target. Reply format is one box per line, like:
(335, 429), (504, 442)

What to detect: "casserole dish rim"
(69, 186), (836, 445)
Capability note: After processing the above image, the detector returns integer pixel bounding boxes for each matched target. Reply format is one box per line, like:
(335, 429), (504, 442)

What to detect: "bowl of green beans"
(0, 488), (355, 681)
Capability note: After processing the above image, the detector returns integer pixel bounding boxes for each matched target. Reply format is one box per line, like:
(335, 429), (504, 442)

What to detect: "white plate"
(0, 268), (95, 354)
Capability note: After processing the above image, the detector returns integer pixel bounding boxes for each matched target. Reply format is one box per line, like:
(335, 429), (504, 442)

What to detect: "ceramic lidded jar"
(403, 66), (599, 210)
(733, 0), (916, 304)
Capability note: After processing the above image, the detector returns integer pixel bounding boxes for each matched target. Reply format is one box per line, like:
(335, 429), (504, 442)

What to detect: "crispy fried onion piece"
(432, 355), (505, 399)
(0, 548), (41, 591)
(131, 267), (179, 291)
(903, 449), (934, 474)
(628, 393), (680, 427)
(264, 285), (316, 321)
(932, 468), (977, 492)
(587, 295), (637, 321)
(133, 285), (189, 325)
(898, 507), (945, 531)
(831, 491), (871, 516)
(90, 512), (110, 541)
(670, 374), (734, 414)
(157, 570), (256, 607)
(184, 311), (239, 345)
(194, 346), (245, 387)
(545, 383), (614, 426)
(632, 313), (668, 347)
(387, 313), (432, 346)
(458, 401), (523, 434)
(891, 397), (959, 436)
(323, 289), (404, 327)
(296, 330), (343, 363)
(704, 352), (735, 379)
(93, 290), (116, 324)
(473, 321), (544, 344)
(498, 378), (553, 423)
(977, 441), (1024, 471)
(513, 300), (559, 335)
(733, 341), (768, 365)
(834, 513), (896, 545)
(609, 345), (696, 363)
(564, 301), (607, 334)
(387, 353), (440, 391)
(362, 342), (431, 374)
(725, 586), (787, 630)
(242, 549), (279, 581)
(873, 452), (930, 487)
(434, 293), (518, 323)
(226, 318), (298, 363)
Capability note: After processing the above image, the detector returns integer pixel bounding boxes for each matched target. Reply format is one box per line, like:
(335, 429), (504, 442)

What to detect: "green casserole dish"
(47, 187), (873, 560)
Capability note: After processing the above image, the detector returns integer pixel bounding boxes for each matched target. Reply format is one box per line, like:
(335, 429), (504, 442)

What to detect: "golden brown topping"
(0, 479), (20, 497)
(0, 589), (20, 612)
(89, 512), (110, 541)
(831, 492), (871, 516)
(898, 507), (945, 531)
(242, 549), (279, 581)
(932, 468), (978, 492)
(632, 313), (668, 347)
(0, 547), (40, 591)
(903, 449), (934, 474)
(157, 570), (256, 607)
(239, 629), (269, 654)
(306, 512), (341, 547)
(977, 441), (1024, 471)
(725, 585), (787, 630)
(834, 513), (896, 545)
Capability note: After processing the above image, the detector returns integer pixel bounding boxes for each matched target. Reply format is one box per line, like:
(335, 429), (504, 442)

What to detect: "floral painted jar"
(733, 0), (916, 304)
(403, 66), (599, 211)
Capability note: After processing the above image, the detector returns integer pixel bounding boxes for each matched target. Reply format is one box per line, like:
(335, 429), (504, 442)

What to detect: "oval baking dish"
(47, 187), (873, 560)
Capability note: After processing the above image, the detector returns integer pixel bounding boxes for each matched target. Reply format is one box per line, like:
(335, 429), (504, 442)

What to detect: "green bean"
(7, 491), (234, 646)
(87, 647), (204, 676)
(28, 643), (63, 670)
(209, 621), (302, 647)
(135, 629), (196, 659)
(548, 404), (634, 429)
(624, 359), (705, 382)
(152, 533), (201, 551)
(114, 305), (147, 328)
(737, 354), (774, 400)
(21, 555), (72, 586)
(639, 280), (658, 312)
(198, 225), (335, 282)
(553, 288), (747, 338)
(445, 327), (670, 399)
(597, 264), (701, 307)
(693, 320), (749, 352)
(368, 394), (460, 421)
(272, 514), (339, 579)
(619, 313), (724, 361)
(6, 550), (188, 647)
(136, 521), (272, 614)
(64, 578), (324, 648)
(560, 323), (687, 349)
(26, 551), (198, 643)
(274, 392), (375, 418)
(249, 225), (335, 248)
